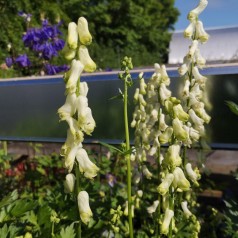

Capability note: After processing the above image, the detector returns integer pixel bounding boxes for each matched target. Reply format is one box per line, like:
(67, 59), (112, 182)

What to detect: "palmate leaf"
(0, 190), (18, 209)
(10, 199), (37, 217)
(59, 223), (75, 238)
(225, 101), (238, 116)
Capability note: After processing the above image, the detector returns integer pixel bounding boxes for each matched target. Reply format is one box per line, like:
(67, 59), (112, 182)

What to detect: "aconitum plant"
(5, 12), (68, 76)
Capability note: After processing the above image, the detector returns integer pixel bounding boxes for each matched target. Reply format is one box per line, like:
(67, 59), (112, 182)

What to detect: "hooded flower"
(160, 209), (174, 235)
(78, 45), (96, 72)
(58, 93), (77, 120)
(147, 200), (160, 214)
(76, 148), (99, 179)
(77, 17), (92, 45)
(172, 118), (189, 142)
(157, 173), (174, 196)
(77, 191), (93, 224)
(181, 201), (192, 217)
(67, 22), (78, 49)
(164, 145), (182, 169)
(64, 173), (76, 193)
(173, 167), (190, 191)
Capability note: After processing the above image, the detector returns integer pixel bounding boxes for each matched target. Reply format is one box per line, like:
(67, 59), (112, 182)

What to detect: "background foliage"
(0, 0), (179, 77)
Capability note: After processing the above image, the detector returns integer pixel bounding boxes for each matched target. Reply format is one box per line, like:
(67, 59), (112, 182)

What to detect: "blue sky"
(174, 0), (238, 30)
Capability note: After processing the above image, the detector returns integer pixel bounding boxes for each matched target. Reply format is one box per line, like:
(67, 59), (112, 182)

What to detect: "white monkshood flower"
(157, 173), (174, 196)
(134, 88), (140, 101)
(188, 126), (200, 142)
(79, 82), (89, 96)
(76, 95), (88, 116)
(159, 83), (171, 103)
(188, 40), (199, 59)
(187, 0), (208, 21)
(159, 112), (168, 131)
(147, 200), (160, 214)
(192, 66), (207, 87)
(64, 141), (82, 172)
(77, 17), (92, 45)
(178, 63), (188, 76)
(173, 104), (189, 122)
(67, 22), (78, 49)
(78, 107), (96, 135)
(195, 48), (206, 67)
(138, 94), (147, 106)
(196, 21), (209, 43)
(159, 127), (173, 144)
(189, 109), (204, 127)
(76, 148), (99, 179)
(182, 79), (190, 98)
(142, 165), (153, 179)
(137, 190), (143, 198)
(148, 137), (160, 156)
(173, 167), (190, 191)
(165, 145), (182, 168)
(58, 93), (77, 120)
(172, 118), (189, 142)
(123, 201), (135, 217)
(65, 117), (84, 141)
(161, 65), (170, 86)
(184, 22), (195, 39)
(194, 106), (211, 124)
(78, 45), (96, 72)
(140, 78), (147, 95)
(160, 209), (174, 235)
(185, 163), (199, 183)
(188, 92), (200, 108)
(65, 59), (84, 94)
(190, 83), (202, 99)
(181, 201), (192, 217)
(64, 173), (76, 193)
(61, 129), (80, 155)
(77, 191), (93, 224)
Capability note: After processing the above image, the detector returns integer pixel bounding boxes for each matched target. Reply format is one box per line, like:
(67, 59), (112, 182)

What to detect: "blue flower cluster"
(6, 13), (69, 76)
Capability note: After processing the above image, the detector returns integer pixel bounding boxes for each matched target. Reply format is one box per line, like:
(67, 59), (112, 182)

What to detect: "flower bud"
(160, 209), (174, 235)
(147, 200), (159, 214)
(76, 148), (99, 179)
(137, 190), (143, 198)
(140, 78), (147, 95)
(67, 22), (78, 49)
(77, 17), (92, 45)
(77, 191), (93, 224)
(64, 173), (76, 193)
(181, 201), (192, 217)
(78, 45), (96, 72)
(196, 21), (209, 43)
(142, 165), (153, 179)
(161, 65), (170, 86)
(187, 0), (208, 21)
(173, 167), (190, 191)
(63, 44), (76, 60)
(157, 173), (174, 196)
(134, 88), (140, 101)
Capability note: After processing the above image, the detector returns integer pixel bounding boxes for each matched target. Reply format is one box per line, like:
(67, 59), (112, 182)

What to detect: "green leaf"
(10, 199), (37, 217)
(37, 205), (52, 227)
(0, 224), (8, 238)
(59, 223), (75, 238)
(99, 142), (123, 154)
(225, 101), (238, 116)
(0, 190), (18, 209)
(22, 211), (39, 228)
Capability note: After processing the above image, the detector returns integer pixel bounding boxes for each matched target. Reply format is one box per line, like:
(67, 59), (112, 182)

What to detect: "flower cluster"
(5, 12), (68, 76)
(58, 17), (98, 225)
(130, 1), (210, 236)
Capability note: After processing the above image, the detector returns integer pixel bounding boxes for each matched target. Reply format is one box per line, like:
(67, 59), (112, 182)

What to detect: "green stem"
(124, 78), (134, 238)
(75, 163), (82, 238)
(168, 187), (174, 238)
(156, 147), (161, 238)
(3, 141), (7, 156)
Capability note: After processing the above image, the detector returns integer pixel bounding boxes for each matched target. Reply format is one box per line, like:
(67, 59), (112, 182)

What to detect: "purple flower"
(18, 11), (32, 22)
(53, 39), (65, 51)
(40, 42), (58, 60)
(5, 57), (13, 67)
(44, 64), (69, 75)
(106, 174), (117, 187)
(15, 54), (31, 67)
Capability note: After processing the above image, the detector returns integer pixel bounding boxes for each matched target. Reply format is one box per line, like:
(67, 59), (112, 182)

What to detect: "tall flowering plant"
(5, 12), (69, 76)
(58, 16), (98, 237)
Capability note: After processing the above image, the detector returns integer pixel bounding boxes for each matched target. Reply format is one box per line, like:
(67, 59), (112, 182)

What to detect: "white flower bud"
(67, 22), (78, 49)
(134, 88), (140, 101)
(161, 65), (170, 85)
(138, 94), (147, 106)
(181, 201), (192, 217)
(187, 0), (208, 21)
(184, 22), (195, 39)
(78, 45), (96, 73)
(77, 191), (93, 224)
(63, 44), (76, 60)
(185, 163), (198, 183)
(140, 78), (147, 95)
(142, 165), (153, 179)
(77, 17), (92, 45)
(137, 190), (143, 198)
(173, 167), (190, 191)
(76, 148), (99, 179)
(196, 21), (209, 43)
(157, 173), (174, 196)
(161, 209), (174, 235)
(147, 200), (159, 214)
(65, 59), (84, 94)
(124, 201), (134, 218)
(64, 173), (76, 193)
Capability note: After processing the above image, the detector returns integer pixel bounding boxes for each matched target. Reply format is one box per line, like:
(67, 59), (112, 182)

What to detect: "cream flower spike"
(77, 17), (92, 45)
(76, 148), (99, 179)
(64, 173), (76, 193)
(78, 45), (97, 73)
(157, 173), (174, 196)
(187, 0), (208, 21)
(160, 209), (174, 235)
(77, 191), (93, 224)
(67, 22), (78, 49)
